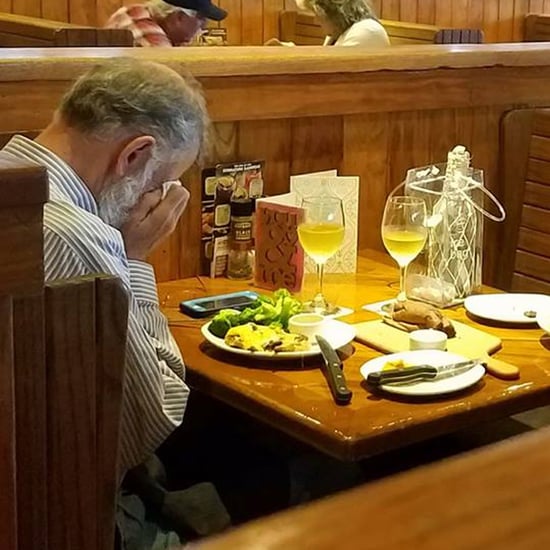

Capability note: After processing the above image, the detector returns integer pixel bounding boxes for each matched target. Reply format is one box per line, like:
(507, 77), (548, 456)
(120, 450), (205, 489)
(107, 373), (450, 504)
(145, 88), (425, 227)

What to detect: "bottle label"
(232, 219), (252, 241)
(215, 204), (230, 227)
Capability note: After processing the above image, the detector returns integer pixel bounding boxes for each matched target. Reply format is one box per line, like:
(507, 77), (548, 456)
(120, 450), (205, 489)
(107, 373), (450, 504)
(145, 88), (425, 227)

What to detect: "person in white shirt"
(296, 0), (390, 47)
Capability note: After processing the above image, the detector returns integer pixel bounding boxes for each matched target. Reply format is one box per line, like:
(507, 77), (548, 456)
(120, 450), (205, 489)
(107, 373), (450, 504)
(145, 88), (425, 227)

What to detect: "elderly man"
(3, 58), (207, 472)
(106, 0), (227, 47)
(2, 58), (215, 547)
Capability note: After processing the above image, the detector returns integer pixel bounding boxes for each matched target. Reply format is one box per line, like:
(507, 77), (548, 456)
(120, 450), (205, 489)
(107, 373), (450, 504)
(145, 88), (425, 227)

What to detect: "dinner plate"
(359, 350), (486, 397)
(201, 320), (356, 360)
(464, 293), (550, 324)
(537, 309), (550, 334)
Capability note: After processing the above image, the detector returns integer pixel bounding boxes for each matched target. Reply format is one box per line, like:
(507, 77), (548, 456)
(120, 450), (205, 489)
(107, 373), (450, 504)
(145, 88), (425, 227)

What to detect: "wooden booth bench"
(0, 156), (128, 550)
(279, 10), (483, 45)
(1, 44), (550, 287)
(200, 425), (550, 549)
(498, 108), (550, 293)
(0, 12), (133, 47)
(525, 13), (550, 42)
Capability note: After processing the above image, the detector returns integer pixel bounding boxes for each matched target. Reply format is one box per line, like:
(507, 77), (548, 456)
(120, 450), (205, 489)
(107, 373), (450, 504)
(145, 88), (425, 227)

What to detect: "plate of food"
(464, 293), (550, 324)
(360, 350), (486, 397)
(201, 288), (355, 360)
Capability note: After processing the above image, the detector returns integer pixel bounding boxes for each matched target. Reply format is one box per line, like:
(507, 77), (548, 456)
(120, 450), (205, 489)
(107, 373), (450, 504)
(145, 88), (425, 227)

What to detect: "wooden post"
(0, 154), (49, 550)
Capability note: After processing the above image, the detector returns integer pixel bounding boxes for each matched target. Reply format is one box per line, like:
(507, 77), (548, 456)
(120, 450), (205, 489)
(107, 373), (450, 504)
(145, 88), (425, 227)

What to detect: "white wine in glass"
(298, 196), (345, 315)
(381, 196), (427, 301)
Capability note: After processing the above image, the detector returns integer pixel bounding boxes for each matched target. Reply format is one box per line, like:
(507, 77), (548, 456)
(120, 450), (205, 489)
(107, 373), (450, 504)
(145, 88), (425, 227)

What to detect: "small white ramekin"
(288, 313), (326, 342)
(409, 329), (448, 351)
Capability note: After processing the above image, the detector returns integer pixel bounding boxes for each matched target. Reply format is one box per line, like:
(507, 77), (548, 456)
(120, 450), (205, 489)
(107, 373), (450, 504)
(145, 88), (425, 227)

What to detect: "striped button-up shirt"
(3, 135), (189, 471)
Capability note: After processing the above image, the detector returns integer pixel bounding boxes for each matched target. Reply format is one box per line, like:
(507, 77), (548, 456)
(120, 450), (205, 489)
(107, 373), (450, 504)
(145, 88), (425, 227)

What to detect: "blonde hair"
(298, 0), (378, 35)
(145, 0), (181, 19)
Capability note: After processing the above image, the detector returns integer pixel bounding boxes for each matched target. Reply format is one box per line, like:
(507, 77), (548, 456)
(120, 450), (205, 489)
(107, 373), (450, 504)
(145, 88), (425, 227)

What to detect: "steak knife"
(367, 359), (480, 386)
(315, 335), (352, 405)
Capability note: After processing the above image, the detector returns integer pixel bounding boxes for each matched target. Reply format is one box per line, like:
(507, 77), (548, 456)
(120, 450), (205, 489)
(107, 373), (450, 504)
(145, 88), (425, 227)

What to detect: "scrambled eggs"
(382, 359), (410, 371)
(224, 323), (310, 353)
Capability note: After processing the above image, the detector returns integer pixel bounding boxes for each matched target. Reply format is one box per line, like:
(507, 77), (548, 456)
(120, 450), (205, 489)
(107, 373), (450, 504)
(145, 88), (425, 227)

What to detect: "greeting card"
(254, 193), (304, 292)
(290, 171), (359, 273)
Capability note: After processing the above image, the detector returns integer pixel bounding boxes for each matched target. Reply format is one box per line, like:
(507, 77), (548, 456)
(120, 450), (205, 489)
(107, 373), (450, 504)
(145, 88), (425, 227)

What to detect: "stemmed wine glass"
(297, 196), (345, 315)
(381, 196), (427, 301)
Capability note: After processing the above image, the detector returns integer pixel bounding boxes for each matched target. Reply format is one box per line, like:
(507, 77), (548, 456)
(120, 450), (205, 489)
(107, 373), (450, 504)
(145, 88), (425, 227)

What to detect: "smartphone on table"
(179, 290), (259, 318)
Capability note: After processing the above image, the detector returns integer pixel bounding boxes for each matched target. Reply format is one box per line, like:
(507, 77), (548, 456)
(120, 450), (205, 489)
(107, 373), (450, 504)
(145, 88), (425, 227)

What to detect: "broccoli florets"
(208, 308), (242, 338)
(208, 289), (303, 337)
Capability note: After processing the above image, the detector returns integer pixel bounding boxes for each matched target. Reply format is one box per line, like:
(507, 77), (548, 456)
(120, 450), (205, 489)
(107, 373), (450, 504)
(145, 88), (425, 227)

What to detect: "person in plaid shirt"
(106, 0), (227, 47)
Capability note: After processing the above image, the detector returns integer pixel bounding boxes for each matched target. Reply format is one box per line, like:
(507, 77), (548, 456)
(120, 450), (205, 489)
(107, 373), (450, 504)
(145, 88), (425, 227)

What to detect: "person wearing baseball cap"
(166, 0), (227, 21)
(106, 0), (227, 47)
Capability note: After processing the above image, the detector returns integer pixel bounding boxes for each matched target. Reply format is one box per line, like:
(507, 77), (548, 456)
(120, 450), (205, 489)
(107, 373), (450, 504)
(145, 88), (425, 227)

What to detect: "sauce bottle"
(227, 198), (254, 280)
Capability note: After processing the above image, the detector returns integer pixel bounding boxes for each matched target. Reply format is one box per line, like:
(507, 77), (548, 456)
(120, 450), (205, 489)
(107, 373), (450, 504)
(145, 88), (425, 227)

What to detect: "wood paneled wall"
(2, 1), (550, 43)
(1, 46), (548, 285)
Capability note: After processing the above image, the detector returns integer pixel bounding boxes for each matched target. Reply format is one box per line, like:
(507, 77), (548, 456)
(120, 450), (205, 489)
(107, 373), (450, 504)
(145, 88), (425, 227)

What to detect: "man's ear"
(115, 135), (156, 177)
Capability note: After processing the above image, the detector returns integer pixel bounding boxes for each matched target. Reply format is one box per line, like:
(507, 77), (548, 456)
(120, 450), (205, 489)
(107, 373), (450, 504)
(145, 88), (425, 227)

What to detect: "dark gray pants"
(116, 492), (181, 550)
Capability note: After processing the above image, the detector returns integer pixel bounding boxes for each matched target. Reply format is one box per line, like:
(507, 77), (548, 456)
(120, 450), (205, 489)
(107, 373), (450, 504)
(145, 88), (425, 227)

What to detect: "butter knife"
(315, 335), (352, 405)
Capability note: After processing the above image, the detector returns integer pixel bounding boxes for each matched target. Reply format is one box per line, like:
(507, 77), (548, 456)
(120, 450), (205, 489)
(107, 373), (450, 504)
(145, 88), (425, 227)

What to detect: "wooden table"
(158, 250), (550, 461)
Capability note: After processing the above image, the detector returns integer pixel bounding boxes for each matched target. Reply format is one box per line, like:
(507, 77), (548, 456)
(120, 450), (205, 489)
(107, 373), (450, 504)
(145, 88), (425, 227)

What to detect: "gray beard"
(97, 163), (157, 229)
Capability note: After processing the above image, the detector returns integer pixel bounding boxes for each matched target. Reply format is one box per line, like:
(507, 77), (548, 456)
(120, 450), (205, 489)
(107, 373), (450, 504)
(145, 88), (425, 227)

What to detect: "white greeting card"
(290, 171), (359, 274)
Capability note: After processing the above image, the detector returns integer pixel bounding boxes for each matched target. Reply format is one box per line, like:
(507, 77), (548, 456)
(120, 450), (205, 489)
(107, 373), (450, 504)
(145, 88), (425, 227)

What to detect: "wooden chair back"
(0, 293), (17, 550)
(382, 19), (441, 45)
(0, 156), (128, 550)
(498, 109), (550, 292)
(434, 28), (484, 44)
(279, 10), (482, 46)
(279, 10), (325, 45)
(525, 13), (550, 41)
(0, 12), (133, 47)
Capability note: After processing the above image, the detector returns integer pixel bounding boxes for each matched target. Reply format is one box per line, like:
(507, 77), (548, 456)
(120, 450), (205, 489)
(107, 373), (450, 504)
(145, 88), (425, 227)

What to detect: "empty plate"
(464, 293), (550, 324)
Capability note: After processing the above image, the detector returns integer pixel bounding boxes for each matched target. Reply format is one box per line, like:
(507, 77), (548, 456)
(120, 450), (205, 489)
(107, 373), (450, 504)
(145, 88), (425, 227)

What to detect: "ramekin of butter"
(409, 329), (448, 351)
(288, 313), (326, 342)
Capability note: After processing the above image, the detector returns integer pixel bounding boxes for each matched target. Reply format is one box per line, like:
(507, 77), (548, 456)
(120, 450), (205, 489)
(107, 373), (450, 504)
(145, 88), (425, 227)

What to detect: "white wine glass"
(381, 196), (427, 301)
(297, 196), (345, 315)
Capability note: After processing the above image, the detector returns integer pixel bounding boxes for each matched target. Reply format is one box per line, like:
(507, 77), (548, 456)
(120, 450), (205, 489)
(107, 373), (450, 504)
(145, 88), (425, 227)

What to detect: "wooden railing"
(0, 11), (133, 47)
(0, 155), (128, 550)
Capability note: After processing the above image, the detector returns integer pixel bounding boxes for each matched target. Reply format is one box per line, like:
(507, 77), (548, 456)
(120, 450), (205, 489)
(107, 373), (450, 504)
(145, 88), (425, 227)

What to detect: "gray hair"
(298, 0), (378, 35)
(145, 0), (180, 19)
(58, 58), (210, 165)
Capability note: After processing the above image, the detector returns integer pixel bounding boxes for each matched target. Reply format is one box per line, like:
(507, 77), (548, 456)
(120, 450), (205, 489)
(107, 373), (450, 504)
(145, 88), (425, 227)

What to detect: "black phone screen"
(198, 296), (254, 310)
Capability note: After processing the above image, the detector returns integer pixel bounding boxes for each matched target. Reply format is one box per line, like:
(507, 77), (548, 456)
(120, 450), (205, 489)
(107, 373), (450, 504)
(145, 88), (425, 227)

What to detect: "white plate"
(464, 293), (550, 324)
(360, 350), (486, 397)
(201, 319), (356, 360)
(537, 309), (550, 334)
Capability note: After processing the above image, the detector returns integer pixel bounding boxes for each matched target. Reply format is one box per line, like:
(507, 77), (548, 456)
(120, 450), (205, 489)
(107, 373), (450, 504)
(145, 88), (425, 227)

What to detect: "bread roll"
(391, 300), (456, 337)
